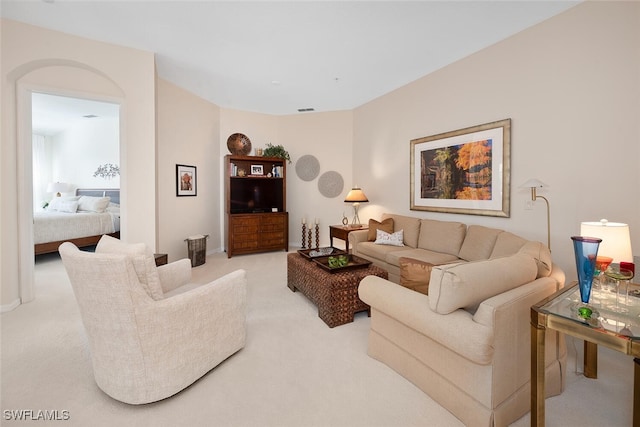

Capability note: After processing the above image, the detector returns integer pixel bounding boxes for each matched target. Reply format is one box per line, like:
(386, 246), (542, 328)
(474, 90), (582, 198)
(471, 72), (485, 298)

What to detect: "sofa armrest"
(471, 275), (564, 401)
(548, 263), (565, 289)
(348, 229), (369, 250)
(157, 258), (192, 294)
(473, 276), (562, 329)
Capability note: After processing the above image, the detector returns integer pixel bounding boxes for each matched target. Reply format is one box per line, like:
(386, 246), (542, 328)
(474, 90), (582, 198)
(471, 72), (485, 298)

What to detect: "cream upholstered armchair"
(59, 235), (247, 405)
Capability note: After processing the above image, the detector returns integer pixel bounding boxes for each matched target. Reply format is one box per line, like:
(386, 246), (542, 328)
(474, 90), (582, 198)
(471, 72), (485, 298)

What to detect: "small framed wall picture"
(251, 164), (264, 175)
(176, 164), (197, 197)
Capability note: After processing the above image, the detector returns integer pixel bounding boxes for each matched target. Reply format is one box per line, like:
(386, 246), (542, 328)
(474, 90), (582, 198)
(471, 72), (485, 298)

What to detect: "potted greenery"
(262, 143), (291, 164)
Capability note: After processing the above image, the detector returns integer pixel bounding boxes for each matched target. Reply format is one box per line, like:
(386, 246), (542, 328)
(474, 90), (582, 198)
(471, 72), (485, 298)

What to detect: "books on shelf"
(229, 162), (284, 178)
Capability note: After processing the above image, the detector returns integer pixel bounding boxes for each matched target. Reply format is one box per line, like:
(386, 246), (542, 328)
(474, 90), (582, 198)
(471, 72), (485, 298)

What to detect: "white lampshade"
(580, 219), (633, 263)
(520, 178), (548, 190)
(46, 182), (68, 196)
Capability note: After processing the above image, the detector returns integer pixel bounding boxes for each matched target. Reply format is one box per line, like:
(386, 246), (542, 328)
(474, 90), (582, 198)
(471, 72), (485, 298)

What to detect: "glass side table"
(531, 281), (640, 426)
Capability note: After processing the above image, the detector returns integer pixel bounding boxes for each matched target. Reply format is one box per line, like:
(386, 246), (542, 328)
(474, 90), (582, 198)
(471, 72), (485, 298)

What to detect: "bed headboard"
(76, 188), (120, 205)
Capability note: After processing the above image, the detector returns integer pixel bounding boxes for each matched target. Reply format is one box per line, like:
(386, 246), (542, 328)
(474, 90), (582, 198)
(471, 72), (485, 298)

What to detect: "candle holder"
(308, 228), (312, 249)
(302, 223), (307, 249)
(315, 223), (320, 248)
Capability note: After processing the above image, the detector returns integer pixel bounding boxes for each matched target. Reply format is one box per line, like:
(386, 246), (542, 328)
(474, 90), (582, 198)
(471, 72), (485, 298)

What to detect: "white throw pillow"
(57, 201), (79, 213)
(374, 229), (405, 247)
(77, 196), (111, 213)
(48, 196), (80, 211)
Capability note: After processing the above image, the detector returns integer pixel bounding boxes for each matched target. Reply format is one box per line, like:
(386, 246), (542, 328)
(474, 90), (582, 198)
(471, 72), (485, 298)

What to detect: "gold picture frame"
(410, 119), (511, 217)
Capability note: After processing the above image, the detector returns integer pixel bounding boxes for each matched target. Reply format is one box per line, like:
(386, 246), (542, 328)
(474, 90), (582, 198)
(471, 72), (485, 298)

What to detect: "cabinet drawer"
(233, 223), (259, 233)
(231, 217), (260, 233)
(260, 232), (285, 246)
(261, 215), (286, 226)
(261, 222), (284, 232)
(233, 240), (259, 250)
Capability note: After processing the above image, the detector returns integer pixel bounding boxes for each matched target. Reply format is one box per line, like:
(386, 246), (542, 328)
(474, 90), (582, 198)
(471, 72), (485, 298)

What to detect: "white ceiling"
(31, 93), (120, 136)
(3, 1), (579, 117)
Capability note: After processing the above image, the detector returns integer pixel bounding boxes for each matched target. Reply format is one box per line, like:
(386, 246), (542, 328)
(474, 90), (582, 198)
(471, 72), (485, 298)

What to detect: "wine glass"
(593, 256), (613, 306)
(604, 264), (634, 313)
(595, 256), (613, 283)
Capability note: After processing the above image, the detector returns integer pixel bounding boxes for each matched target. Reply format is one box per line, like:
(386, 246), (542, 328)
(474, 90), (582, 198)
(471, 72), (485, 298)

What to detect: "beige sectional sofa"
(351, 213), (566, 426)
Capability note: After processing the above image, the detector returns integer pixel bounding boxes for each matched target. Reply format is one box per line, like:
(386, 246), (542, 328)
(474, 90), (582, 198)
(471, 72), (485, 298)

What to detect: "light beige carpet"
(0, 250), (633, 426)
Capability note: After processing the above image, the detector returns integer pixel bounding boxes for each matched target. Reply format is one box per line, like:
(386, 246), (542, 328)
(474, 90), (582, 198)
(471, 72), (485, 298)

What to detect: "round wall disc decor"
(227, 133), (252, 155)
(295, 154), (320, 181)
(317, 171), (344, 198)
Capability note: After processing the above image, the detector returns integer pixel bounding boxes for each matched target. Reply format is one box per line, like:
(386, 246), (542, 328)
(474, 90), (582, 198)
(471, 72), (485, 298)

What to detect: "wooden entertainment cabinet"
(224, 154), (288, 258)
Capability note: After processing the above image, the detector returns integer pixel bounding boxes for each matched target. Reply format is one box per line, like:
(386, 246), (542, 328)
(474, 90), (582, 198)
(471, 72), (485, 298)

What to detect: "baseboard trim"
(1, 299), (21, 313)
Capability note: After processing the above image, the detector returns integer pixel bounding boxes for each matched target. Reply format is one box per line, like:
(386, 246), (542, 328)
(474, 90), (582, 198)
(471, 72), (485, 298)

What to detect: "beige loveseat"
(352, 213), (566, 426)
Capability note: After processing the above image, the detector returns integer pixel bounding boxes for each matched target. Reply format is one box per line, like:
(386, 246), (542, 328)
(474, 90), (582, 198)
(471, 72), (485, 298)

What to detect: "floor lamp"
(522, 178), (551, 250)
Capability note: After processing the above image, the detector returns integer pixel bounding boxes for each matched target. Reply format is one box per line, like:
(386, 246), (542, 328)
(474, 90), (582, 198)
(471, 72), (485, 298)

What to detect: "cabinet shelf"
(230, 176), (284, 179)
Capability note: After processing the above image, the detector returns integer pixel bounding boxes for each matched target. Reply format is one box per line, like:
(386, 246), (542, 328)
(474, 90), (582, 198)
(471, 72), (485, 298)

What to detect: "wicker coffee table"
(287, 252), (388, 328)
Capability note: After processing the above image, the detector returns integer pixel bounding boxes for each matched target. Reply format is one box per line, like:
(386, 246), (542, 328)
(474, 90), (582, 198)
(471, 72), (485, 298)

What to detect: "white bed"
(34, 189), (120, 255)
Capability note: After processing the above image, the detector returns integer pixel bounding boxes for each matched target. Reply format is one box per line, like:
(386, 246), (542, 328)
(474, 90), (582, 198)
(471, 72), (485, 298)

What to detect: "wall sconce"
(46, 182), (69, 197)
(521, 178), (550, 249)
(344, 186), (369, 226)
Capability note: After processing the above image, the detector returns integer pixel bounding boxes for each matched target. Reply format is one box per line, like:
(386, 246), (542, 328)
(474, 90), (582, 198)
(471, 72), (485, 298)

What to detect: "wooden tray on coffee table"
(313, 254), (372, 273)
(297, 247), (347, 261)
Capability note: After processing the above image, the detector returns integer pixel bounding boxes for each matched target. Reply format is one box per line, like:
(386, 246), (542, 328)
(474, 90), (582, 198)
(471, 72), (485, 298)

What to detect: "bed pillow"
(77, 196), (111, 213)
(57, 201), (79, 213)
(367, 218), (394, 241)
(106, 203), (120, 214)
(48, 196), (80, 211)
(374, 229), (404, 247)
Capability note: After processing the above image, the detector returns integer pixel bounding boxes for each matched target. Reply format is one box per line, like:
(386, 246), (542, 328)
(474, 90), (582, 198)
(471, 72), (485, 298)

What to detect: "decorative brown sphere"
(227, 133), (252, 155)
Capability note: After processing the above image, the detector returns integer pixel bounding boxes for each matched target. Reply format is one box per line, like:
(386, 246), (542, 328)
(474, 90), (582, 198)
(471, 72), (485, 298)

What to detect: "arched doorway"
(15, 63), (125, 305)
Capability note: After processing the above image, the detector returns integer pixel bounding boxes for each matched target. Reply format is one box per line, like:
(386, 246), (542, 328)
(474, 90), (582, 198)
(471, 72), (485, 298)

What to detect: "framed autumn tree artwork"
(410, 119), (511, 217)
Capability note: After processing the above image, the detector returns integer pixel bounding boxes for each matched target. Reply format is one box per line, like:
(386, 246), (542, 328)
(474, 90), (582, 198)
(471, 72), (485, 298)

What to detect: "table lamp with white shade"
(580, 219), (633, 264)
(47, 182), (69, 197)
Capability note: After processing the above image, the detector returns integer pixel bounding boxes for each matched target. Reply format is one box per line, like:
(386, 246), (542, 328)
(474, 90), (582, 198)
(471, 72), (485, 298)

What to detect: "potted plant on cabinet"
(262, 143), (291, 164)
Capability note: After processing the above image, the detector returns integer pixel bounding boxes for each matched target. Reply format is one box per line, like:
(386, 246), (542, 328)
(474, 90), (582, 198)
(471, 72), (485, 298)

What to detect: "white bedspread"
(33, 211), (119, 244)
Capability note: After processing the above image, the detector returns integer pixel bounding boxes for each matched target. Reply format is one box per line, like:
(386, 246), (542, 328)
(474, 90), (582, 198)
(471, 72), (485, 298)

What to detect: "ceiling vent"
(83, 114), (98, 118)
(297, 108), (315, 112)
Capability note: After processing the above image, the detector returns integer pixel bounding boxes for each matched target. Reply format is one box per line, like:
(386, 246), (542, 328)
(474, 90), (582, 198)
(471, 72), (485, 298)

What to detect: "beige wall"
(1, 19), (156, 309)
(352, 1), (640, 279)
(278, 111), (354, 248)
(156, 79), (221, 261)
(219, 108), (353, 251)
